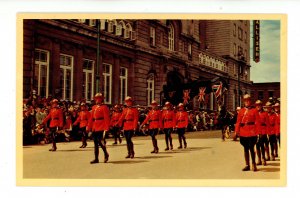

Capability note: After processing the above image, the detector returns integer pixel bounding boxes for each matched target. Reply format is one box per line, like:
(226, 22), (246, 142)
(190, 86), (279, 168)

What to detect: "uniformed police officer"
(235, 94), (260, 171)
(110, 104), (122, 145)
(265, 101), (277, 161)
(116, 96), (139, 158)
(162, 101), (175, 150)
(42, 99), (64, 151)
(141, 100), (162, 153)
(255, 100), (269, 166)
(273, 102), (280, 155)
(73, 103), (90, 148)
(88, 93), (110, 164)
(175, 103), (188, 149)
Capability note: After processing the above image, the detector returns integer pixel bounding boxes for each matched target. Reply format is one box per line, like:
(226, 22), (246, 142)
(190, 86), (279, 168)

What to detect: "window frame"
(146, 74), (155, 106)
(59, 53), (74, 101)
(150, 26), (156, 46)
(82, 59), (95, 102)
(103, 63), (112, 104)
(119, 67), (128, 103)
(168, 24), (175, 51)
(34, 48), (50, 98)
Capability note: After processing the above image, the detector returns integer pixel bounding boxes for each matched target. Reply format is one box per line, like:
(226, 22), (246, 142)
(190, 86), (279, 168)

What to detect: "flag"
(212, 81), (223, 99)
(183, 89), (190, 105)
(198, 87), (206, 103)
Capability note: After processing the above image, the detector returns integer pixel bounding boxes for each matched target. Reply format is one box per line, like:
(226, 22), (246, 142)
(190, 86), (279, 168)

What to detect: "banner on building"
(198, 87), (206, 103)
(183, 89), (190, 105)
(253, 20), (260, 63)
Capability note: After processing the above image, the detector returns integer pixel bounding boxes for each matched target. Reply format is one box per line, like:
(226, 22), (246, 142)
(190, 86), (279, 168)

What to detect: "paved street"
(22, 131), (280, 180)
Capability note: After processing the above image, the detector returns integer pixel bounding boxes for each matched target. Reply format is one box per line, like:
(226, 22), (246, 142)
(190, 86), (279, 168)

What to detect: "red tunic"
(258, 111), (270, 135)
(42, 107), (64, 128)
(275, 112), (280, 135)
(141, 109), (162, 129)
(117, 107), (139, 131)
(162, 109), (176, 129)
(268, 112), (277, 135)
(175, 110), (189, 129)
(235, 107), (260, 137)
(88, 104), (110, 132)
(110, 111), (122, 127)
(73, 110), (90, 128)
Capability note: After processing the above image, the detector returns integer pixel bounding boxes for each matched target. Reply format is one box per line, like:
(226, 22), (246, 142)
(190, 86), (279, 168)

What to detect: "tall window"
(168, 24), (175, 51)
(150, 27), (156, 46)
(233, 23), (236, 36)
(258, 91), (264, 100)
(103, 63), (112, 104)
(233, 43), (237, 56)
(82, 59), (94, 101)
(125, 23), (132, 39)
(238, 27), (243, 41)
(60, 54), (73, 101)
(120, 67), (128, 103)
(147, 74), (155, 106)
(34, 49), (49, 98)
(232, 91), (236, 110)
(188, 43), (192, 58)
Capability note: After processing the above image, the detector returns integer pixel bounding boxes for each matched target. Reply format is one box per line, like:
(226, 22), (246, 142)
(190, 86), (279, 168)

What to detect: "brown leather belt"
(240, 122), (255, 127)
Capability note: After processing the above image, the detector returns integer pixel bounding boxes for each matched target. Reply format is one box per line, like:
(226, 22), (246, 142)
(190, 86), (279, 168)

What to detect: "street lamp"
(95, 19), (101, 93)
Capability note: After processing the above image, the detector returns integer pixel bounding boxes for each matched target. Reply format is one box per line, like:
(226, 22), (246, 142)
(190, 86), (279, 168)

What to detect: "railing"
(198, 52), (228, 73)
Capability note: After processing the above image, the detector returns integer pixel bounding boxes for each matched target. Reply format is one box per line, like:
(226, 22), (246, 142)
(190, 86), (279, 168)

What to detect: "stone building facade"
(23, 19), (255, 111)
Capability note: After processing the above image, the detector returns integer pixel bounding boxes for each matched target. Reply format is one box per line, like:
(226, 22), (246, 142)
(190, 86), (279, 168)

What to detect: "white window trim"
(35, 48), (50, 98)
(150, 27), (156, 46)
(103, 63), (112, 104)
(168, 24), (175, 51)
(147, 76), (155, 106)
(125, 23), (132, 39)
(120, 67), (128, 103)
(83, 59), (95, 102)
(60, 53), (74, 101)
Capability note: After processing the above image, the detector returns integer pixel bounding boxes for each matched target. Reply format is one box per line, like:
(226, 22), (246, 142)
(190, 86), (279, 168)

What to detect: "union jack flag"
(198, 87), (206, 103)
(183, 89), (190, 105)
(212, 82), (223, 99)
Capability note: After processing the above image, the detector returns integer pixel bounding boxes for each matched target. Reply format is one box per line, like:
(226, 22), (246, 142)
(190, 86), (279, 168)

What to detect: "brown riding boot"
(242, 151), (250, 171)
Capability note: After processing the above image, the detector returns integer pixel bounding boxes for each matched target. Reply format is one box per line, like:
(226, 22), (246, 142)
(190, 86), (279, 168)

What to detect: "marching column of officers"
(41, 92), (280, 171)
(41, 93), (188, 164)
(235, 94), (281, 172)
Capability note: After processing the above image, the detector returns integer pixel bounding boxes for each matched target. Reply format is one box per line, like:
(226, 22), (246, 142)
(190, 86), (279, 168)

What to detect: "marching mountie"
(175, 103), (188, 149)
(274, 102), (280, 151)
(73, 102), (90, 148)
(110, 104), (122, 145)
(161, 101), (176, 151)
(265, 101), (277, 161)
(88, 93), (110, 164)
(141, 100), (162, 153)
(255, 100), (269, 166)
(116, 96), (139, 159)
(42, 99), (64, 151)
(235, 94), (260, 171)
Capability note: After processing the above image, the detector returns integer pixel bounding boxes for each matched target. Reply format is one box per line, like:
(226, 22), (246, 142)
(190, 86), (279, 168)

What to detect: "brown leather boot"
(242, 151), (250, 171)
(252, 163), (258, 172)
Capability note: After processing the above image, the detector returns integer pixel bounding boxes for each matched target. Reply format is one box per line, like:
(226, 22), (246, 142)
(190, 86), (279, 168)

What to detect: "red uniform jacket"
(175, 110), (189, 129)
(275, 112), (280, 135)
(117, 107), (139, 131)
(141, 109), (162, 129)
(235, 107), (260, 137)
(42, 107), (64, 128)
(74, 110), (90, 128)
(110, 111), (122, 127)
(268, 112), (277, 135)
(162, 109), (176, 129)
(258, 111), (270, 135)
(88, 104), (110, 132)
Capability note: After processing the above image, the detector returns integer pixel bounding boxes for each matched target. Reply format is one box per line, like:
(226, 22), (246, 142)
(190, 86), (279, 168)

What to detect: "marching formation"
(23, 92), (281, 172)
(235, 94), (280, 171)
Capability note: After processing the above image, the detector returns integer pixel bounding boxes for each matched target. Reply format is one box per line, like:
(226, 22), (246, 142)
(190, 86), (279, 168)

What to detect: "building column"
(51, 39), (61, 99)
(112, 55), (120, 104)
(74, 46), (83, 101)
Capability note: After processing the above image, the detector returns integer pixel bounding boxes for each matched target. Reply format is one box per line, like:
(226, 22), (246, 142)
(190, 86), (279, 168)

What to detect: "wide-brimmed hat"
(151, 100), (158, 105)
(165, 101), (171, 106)
(178, 103), (184, 107)
(94, 93), (104, 99)
(243, 94), (251, 100)
(125, 96), (133, 102)
(255, 100), (262, 106)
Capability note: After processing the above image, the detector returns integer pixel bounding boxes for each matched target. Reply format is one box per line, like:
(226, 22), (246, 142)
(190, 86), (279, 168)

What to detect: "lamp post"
(95, 19), (101, 93)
